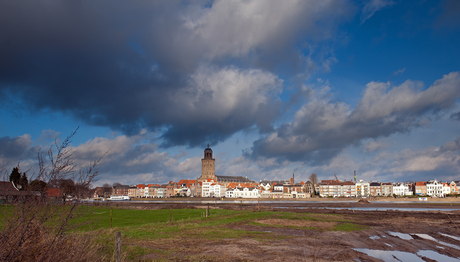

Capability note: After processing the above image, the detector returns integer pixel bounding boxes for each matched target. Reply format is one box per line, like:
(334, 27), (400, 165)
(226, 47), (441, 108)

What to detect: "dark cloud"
(450, 111), (460, 121)
(0, 135), (37, 161)
(0, 1), (355, 148)
(250, 72), (460, 165)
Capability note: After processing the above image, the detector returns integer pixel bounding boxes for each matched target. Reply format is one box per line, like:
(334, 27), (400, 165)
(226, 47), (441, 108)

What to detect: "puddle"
(388, 231), (413, 240)
(415, 234), (437, 241)
(439, 233), (460, 242)
(355, 248), (459, 262)
(369, 235), (380, 240)
(417, 250), (460, 261)
(354, 248), (423, 261)
(416, 234), (460, 250)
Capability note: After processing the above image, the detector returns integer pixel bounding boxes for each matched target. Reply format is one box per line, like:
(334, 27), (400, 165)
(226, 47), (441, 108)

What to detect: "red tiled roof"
(0, 181), (18, 192)
(46, 188), (62, 197)
(178, 179), (196, 184)
(226, 182), (258, 188)
(320, 180), (355, 186)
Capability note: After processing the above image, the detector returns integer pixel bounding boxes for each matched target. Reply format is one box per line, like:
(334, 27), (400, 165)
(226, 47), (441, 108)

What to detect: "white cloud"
(251, 72), (460, 164)
(180, 65), (283, 121)
(189, 0), (353, 59)
(172, 157), (201, 174)
(71, 135), (137, 162)
(387, 138), (460, 173)
(391, 67), (406, 76)
(361, 0), (394, 24)
(364, 140), (388, 152)
(353, 72), (460, 121)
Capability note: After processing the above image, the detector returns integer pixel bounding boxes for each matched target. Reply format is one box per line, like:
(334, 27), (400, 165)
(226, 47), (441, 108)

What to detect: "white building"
(355, 180), (370, 198)
(319, 180), (356, 197)
(202, 179), (225, 197)
(201, 179), (213, 197)
(225, 188), (235, 198)
(233, 187), (260, 198)
(210, 183), (226, 198)
(393, 183), (413, 196)
(157, 187), (166, 198)
(258, 183), (271, 190)
(426, 179), (443, 197)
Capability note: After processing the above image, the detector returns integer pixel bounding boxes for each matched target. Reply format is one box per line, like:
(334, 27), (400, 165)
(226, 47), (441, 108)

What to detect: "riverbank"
(129, 196), (460, 203)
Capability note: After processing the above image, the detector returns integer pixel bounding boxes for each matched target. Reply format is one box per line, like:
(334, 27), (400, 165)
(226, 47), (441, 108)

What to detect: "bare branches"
(0, 127), (105, 262)
(47, 129), (77, 183)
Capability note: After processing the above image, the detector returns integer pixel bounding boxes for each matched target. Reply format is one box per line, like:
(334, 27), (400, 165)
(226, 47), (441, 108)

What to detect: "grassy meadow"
(1, 205), (369, 261)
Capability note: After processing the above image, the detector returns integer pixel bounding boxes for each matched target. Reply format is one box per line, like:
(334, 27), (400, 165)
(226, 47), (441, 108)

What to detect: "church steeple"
(204, 144), (213, 159)
(199, 144), (216, 182)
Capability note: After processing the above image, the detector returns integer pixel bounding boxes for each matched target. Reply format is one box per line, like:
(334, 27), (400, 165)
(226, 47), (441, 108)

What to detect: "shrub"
(0, 129), (105, 261)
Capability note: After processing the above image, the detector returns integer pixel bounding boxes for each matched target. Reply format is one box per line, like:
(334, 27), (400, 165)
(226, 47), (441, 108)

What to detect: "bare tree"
(0, 128), (105, 261)
(309, 173), (318, 195)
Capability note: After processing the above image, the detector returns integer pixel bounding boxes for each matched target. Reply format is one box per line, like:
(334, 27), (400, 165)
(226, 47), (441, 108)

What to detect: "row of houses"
(93, 180), (198, 199)
(4, 177), (456, 201)
(93, 178), (317, 199)
(319, 179), (459, 198)
(93, 178), (460, 199)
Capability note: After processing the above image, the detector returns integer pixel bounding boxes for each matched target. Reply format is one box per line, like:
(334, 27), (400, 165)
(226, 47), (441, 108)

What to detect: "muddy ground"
(108, 200), (460, 261)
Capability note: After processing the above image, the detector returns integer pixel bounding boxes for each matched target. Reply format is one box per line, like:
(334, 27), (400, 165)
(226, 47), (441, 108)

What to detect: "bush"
(0, 129), (105, 261)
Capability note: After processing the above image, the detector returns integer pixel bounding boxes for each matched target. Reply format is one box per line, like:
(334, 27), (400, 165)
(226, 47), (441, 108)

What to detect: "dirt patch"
(255, 218), (337, 229)
(115, 201), (460, 261)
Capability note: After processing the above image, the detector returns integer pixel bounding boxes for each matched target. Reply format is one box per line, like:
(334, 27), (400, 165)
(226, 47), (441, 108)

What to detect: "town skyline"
(1, 1), (459, 186)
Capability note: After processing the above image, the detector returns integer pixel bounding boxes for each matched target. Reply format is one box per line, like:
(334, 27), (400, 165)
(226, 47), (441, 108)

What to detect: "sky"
(0, 0), (459, 186)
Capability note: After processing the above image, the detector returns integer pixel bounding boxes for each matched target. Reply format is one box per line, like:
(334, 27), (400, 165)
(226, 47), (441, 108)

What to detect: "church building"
(197, 145), (254, 186)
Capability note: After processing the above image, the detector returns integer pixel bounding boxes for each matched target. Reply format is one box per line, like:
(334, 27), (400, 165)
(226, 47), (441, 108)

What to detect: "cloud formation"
(250, 72), (460, 164)
(391, 67), (406, 76)
(0, 135), (36, 161)
(0, 131), (201, 185)
(363, 140), (388, 152)
(361, 0), (394, 24)
(0, 0), (354, 148)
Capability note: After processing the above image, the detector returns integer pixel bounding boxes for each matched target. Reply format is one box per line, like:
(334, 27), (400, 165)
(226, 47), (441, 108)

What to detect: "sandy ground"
(108, 199), (460, 261)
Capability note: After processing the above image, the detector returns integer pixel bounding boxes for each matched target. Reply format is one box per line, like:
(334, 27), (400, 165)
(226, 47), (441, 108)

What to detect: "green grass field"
(1, 205), (369, 261)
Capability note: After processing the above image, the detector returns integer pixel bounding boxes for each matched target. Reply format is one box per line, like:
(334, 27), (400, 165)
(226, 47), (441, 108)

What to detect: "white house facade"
(426, 180), (443, 197)
(233, 187), (260, 198)
(393, 183), (413, 196)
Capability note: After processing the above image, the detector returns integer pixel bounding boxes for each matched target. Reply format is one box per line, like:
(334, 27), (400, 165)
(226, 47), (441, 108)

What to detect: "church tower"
(198, 144), (216, 182)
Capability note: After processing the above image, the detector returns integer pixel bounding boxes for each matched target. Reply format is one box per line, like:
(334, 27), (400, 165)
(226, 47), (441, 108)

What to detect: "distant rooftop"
(216, 175), (254, 183)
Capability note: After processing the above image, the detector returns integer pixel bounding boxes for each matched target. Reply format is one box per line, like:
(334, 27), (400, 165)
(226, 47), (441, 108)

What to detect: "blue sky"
(0, 0), (459, 186)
